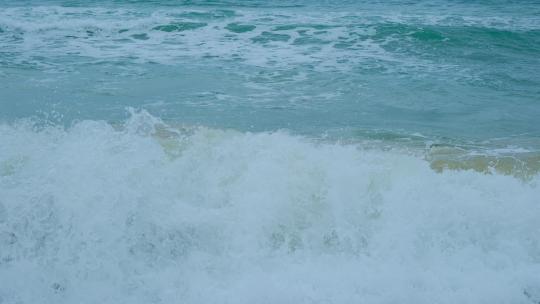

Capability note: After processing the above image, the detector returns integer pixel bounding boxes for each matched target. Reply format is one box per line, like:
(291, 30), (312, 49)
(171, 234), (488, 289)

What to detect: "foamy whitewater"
(1, 0), (540, 303)
(0, 111), (538, 303)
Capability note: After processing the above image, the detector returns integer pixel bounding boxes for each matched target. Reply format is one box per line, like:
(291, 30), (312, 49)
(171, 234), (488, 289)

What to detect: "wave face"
(0, 112), (539, 303)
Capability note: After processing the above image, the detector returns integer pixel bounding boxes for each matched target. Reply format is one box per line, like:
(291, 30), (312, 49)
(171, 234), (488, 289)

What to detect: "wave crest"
(0, 111), (539, 303)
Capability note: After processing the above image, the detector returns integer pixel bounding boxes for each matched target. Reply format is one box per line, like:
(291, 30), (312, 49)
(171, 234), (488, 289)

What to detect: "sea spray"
(0, 111), (538, 303)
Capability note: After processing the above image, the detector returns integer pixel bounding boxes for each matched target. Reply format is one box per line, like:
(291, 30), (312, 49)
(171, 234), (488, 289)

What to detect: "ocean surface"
(1, 0), (540, 303)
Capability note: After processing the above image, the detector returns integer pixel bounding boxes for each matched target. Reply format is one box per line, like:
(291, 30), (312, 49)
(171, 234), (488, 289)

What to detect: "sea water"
(0, 1), (539, 303)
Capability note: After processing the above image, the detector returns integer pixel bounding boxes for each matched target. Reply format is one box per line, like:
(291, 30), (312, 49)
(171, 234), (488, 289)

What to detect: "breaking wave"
(1, 110), (539, 303)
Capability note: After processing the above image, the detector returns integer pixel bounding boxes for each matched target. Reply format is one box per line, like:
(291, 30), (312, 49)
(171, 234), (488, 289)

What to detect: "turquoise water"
(1, 1), (540, 303)
(1, 1), (539, 141)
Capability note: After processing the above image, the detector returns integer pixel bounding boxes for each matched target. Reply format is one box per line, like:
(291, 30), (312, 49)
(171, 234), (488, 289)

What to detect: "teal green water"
(1, 1), (539, 145)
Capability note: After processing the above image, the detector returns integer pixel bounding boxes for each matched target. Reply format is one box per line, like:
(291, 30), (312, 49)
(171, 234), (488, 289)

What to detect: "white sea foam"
(0, 111), (539, 303)
(1, 5), (536, 71)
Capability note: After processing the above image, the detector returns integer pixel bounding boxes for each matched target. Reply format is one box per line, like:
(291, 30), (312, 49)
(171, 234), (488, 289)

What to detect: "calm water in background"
(1, 1), (540, 303)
